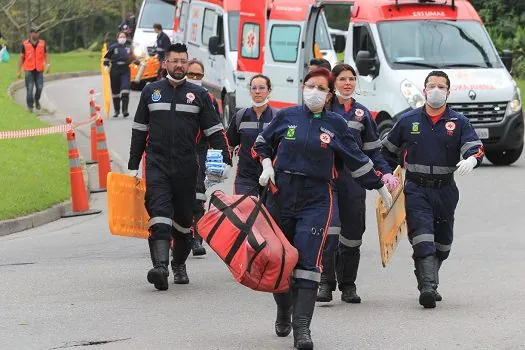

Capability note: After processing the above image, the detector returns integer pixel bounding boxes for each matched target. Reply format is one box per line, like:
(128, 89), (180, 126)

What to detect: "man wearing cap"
(17, 26), (49, 112)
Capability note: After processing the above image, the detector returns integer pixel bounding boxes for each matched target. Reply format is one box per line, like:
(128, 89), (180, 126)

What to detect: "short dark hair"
(310, 58), (331, 71)
(332, 63), (357, 79)
(29, 26), (39, 33)
(250, 74), (272, 90)
(167, 43), (188, 57)
(304, 68), (334, 93)
(153, 23), (162, 31)
(424, 70), (450, 89)
(187, 59), (205, 72)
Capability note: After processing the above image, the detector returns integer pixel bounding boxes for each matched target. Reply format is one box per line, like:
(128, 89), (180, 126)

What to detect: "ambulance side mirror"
(356, 50), (378, 77)
(500, 49), (513, 72)
(209, 36), (225, 56)
(334, 34), (346, 54)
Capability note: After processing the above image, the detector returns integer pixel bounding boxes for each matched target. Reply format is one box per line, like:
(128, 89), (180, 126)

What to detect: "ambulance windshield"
(378, 20), (503, 69)
(138, 0), (175, 30)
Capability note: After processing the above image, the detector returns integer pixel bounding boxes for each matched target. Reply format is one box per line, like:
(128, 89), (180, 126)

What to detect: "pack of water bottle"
(204, 149), (225, 189)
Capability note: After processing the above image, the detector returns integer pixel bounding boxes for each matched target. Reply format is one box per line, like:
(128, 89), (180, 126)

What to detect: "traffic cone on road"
(91, 116), (112, 193)
(62, 117), (102, 218)
(86, 93), (98, 165)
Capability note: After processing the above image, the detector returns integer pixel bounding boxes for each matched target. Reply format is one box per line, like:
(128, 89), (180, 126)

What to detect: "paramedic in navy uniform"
(382, 70), (484, 308)
(128, 43), (232, 291)
(253, 68), (393, 349)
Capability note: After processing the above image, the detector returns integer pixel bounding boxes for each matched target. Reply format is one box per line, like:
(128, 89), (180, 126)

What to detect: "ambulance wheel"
(222, 93), (235, 128)
(485, 143), (523, 166)
(377, 119), (395, 140)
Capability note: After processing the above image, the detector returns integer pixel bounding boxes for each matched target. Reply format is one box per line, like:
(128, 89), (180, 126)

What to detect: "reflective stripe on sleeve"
(362, 139), (382, 151)
(461, 140), (483, 158)
(351, 159), (374, 178)
(339, 236), (362, 248)
(148, 216), (173, 228)
(348, 121), (364, 131)
(382, 138), (400, 153)
(132, 122), (148, 131)
(203, 124), (224, 137)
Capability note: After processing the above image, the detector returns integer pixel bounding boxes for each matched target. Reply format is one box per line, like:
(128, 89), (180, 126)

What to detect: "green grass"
(0, 50), (100, 220)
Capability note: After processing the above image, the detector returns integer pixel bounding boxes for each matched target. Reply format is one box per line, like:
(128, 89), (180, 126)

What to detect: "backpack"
(234, 107), (278, 132)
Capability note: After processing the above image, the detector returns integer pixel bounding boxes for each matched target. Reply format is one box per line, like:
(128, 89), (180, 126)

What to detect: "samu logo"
(151, 89), (162, 102)
(411, 122), (420, 134)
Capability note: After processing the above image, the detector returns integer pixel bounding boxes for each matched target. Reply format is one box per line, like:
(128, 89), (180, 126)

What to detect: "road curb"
(1, 71), (110, 237)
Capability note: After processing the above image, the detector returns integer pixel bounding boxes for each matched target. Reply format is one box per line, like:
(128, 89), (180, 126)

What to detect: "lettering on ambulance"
(412, 11), (446, 17)
(450, 84), (497, 92)
(189, 8), (201, 44)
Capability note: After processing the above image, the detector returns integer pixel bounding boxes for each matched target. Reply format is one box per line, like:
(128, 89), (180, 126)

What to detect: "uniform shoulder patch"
(151, 89), (162, 102)
(355, 108), (365, 121)
(445, 121), (456, 131)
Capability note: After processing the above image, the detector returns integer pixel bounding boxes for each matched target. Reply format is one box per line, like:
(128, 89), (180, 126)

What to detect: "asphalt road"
(3, 75), (525, 350)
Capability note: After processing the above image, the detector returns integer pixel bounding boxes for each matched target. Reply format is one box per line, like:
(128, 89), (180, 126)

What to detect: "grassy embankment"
(0, 50), (99, 220)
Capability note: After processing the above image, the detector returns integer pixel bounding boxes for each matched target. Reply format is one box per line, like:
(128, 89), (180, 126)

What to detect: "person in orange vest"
(17, 26), (49, 112)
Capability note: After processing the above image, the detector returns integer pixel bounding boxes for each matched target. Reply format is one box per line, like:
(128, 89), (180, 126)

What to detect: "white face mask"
(303, 88), (328, 112)
(118, 38), (127, 45)
(166, 72), (186, 85)
(187, 78), (202, 86)
(335, 90), (353, 100)
(251, 97), (269, 108)
(426, 88), (448, 109)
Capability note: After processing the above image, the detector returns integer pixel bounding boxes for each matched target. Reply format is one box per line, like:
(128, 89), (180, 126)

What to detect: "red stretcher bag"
(197, 189), (298, 293)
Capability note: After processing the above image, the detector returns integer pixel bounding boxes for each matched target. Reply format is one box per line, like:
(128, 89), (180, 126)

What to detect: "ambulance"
(129, 0), (176, 89)
(234, 0), (523, 165)
(172, 0), (340, 123)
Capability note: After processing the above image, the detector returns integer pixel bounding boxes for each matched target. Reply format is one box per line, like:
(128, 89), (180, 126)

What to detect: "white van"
(132, 0), (175, 60)
(173, 0), (339, 124)
(343, 0), (523, 165)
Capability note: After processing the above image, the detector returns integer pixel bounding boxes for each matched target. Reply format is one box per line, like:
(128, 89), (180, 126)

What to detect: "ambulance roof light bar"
(394, 0), (456, 11)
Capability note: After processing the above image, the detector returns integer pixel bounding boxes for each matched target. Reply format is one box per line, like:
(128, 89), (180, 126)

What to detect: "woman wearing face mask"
(185, 58), (221, 257)
(103, 32), (138, 118)
(226, 74), (277, 196)
(253, 68), (392, 349)
(315, 64), (400, 304)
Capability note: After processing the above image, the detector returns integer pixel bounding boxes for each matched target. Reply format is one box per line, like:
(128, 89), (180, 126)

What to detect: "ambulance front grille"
(449, 102), (508, 124)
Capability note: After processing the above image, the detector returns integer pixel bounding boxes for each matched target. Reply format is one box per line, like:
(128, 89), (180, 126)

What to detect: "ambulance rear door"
(173, 0), (191, 43)
(234, 0), (268, 109)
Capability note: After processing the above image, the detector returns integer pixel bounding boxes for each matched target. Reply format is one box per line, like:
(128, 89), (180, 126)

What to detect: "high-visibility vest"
(22, 40), (46, 72)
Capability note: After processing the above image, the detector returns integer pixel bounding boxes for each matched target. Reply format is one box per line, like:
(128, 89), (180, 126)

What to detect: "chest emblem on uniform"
(320, 133), (331, 144)
(114, 48), (119, 55)
(355, 108), (364, 121)
(411, 122), (420, 134)
(151, 89), (162, 102)
(445, 121), (456, 136)
(285, 125), (297, 140)
(126, 47), (131, 55)
(186, 92), (196, 104)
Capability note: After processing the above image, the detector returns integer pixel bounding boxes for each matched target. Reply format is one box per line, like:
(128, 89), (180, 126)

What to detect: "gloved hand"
(221, 164), (231, 180)
(127, 169), (139, 177)
(259, 158), (275, 186)
(377, 186), (393, 210)
(104, 65), (110, 73)
(455, 156), (477, 176)
(381, 173), (400, 192)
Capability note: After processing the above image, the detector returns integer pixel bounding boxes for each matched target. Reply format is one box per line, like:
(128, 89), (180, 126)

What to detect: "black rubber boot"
(337, 247), (361, 303)
(273, 292), (292, 337)
(112, 97), (120, 118)
(317, 251), (336, 302)
(433, 256), (443, 302)
(147, 240), (170, 291)
(192, 233), (207, 256)
(121, 92), (130, 117)
(415, 256), (437, 308)
(172, 264), (189, 284)
(292, 288), (317, 349)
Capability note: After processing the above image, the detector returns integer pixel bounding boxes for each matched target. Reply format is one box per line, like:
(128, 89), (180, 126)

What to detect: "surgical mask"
(335, 90), (353, 100)
(303, 88), (328, 111)
(426, 88), (448, 109)
(251, 97), (269, 108)
(166, 72), (186, 85)
(118, 38), (126, 45)
(187, 78), (202, 86)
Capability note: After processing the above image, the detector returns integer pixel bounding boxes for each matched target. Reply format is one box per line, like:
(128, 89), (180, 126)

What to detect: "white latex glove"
(455, 156), (477, 176)
(377, 186), (393, 210)
(221, 164), (232, 180)
(127, 169), (139, 177)
(104, 66), (110, 73)
(259, 158), (275, 186)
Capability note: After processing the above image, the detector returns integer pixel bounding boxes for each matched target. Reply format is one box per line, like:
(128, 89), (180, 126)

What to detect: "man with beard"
(128, 43), (232, 290)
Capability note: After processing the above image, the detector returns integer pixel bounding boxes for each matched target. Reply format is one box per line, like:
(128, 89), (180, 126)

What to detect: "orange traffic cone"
(62, 117), (102, 218)
(86, 94), (98, 165)
(91, 116), (112, 193)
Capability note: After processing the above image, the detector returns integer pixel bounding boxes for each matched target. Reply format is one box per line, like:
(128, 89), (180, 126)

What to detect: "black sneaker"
(35, 101), (41, 110)
(123, 112), (130, 118)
